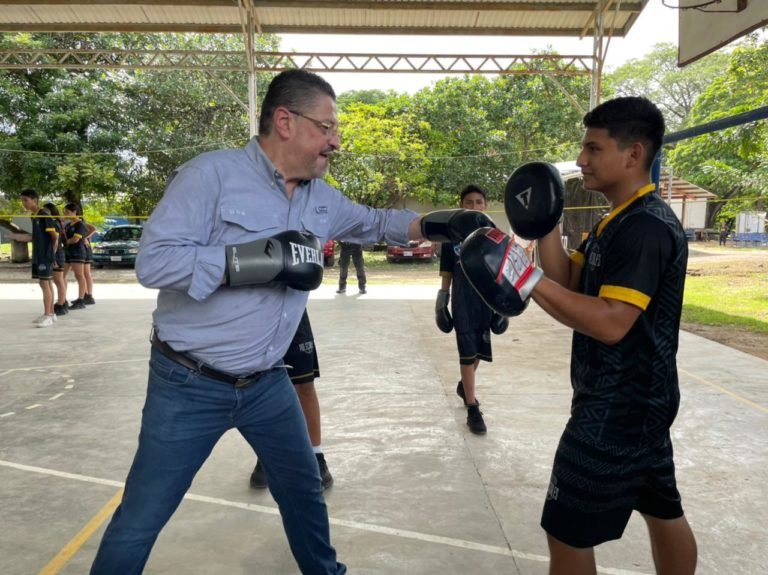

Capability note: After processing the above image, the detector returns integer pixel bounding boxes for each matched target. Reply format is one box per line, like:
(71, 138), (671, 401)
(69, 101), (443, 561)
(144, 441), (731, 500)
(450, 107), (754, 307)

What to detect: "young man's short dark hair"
(460, 184), (487, 202)
(20, 188), (38, 200)
(583, 96), (665, 170)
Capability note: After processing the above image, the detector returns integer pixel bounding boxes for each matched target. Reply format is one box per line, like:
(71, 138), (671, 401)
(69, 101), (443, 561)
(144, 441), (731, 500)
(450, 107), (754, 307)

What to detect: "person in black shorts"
(11, 189), (59, 327)
(62, 203), (89, 310)
(43, 202), (69, 317)
(531, 97), (697, 573)
(250, 309), (333, 489)
(82, 220), (97, 305)
(436, 184), (507, 435)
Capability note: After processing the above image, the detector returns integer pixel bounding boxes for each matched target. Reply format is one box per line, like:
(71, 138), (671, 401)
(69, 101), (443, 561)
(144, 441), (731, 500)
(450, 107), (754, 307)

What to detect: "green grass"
(683, 272), (768, 333)
(0, 243), (10, 256)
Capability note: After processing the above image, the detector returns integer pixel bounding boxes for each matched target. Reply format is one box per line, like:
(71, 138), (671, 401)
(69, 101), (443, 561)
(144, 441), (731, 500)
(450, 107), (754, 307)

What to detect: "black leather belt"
(150, 331), (265, 388)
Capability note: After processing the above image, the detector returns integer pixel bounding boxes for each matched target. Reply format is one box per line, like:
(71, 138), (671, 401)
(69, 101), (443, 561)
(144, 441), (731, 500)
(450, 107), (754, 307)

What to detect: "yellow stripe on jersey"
(570, 251), (585, 266)
(596, 183), (656, 237)
(72, 234), (83, 240)
(599, 285), (650, 310)
(45, 227), (57, 233)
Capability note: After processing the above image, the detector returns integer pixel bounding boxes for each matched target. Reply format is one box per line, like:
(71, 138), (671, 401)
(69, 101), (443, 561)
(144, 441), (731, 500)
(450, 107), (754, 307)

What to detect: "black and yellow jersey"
(569, 184), (688, 448)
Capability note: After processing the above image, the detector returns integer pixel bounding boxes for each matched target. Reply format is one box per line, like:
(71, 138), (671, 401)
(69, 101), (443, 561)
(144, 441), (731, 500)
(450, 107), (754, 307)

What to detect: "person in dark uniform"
(530, 97), (697, 574)
(62, 203), (89, 310)
(336, 241), (366, 294)
(11, 189), (58, 327)
(82, 219), (97, 305)
(436, 184), (505, 435)
(43, 202), (69, 317)
(250, 309), (333, 490)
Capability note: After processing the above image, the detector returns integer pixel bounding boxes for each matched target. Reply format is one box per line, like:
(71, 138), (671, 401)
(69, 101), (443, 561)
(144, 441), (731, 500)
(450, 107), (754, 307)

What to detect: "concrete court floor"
(0, 281), (766, 575)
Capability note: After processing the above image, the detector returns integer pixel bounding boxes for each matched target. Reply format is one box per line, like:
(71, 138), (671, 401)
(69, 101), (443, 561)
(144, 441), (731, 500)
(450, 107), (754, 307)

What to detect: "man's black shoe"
(358, 287), (366, 295)
(317, 453), (333, 489)
(54, 303), (69, 316)
(336, 288), (346, 294)
(69, 299), (86, 310)
(466, 403), (487, 435)
(249, 461), (268, 489)
(83, 293), (96, 305)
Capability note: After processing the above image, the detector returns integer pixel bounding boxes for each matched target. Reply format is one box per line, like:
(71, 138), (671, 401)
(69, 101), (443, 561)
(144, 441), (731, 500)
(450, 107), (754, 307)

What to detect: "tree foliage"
(605, 42), (728, 132)
(666, 36), (768, 225)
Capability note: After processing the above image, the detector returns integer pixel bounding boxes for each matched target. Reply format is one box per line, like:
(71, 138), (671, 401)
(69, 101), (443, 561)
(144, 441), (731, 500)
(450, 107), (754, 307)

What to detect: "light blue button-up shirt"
(136, 138), (418, 375)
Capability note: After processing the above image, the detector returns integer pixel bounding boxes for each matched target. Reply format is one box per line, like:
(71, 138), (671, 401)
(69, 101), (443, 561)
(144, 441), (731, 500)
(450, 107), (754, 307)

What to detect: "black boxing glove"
(490, 313), (509, 335)
(435, 289), (453, 333)
(459, 227), (543, 317)
(225, 230), (324, 291)
(421, 209), (496, 243)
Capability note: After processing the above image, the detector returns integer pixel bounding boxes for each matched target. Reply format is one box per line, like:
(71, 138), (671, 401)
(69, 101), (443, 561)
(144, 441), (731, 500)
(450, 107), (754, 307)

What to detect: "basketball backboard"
(679, 0), (768, 66)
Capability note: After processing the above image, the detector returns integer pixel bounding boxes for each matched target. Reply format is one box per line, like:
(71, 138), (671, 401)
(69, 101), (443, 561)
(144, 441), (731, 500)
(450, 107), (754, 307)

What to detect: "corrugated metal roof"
(0, 1), (647, 36)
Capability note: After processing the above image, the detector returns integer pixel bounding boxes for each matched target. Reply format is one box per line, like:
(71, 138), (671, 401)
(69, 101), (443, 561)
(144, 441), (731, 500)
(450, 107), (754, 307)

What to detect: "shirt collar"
(596, 183), (656, 237)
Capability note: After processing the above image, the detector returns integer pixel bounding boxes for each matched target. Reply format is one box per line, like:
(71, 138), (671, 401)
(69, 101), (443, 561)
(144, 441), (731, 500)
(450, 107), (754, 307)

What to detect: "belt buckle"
(234, 377), (252, 388)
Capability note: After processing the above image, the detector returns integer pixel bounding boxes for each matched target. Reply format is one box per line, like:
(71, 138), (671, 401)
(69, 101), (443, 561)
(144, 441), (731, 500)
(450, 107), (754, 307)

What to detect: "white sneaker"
(37, 315), (55, 328)
(32, 314), (47, 324)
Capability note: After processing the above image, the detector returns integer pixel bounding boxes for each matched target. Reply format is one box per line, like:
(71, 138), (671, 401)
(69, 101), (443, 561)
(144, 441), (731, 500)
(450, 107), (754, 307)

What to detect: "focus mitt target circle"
(504, 161), (564, 240)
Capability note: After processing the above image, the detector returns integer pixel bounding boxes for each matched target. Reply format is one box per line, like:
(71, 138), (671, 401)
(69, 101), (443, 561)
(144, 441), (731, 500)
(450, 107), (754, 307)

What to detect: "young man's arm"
(532, 280), (642, 345)
(537, 228), (582, 292)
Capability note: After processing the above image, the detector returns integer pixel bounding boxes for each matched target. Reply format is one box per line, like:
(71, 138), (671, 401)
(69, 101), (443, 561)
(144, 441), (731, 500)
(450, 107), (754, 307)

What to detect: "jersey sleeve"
(600, 214), (673, 310)
(439, 241), (456, 275)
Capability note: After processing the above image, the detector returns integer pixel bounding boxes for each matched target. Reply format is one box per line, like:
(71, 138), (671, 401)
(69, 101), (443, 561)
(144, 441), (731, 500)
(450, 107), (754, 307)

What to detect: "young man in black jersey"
(11, 190), (59, 327)
(531, 97), (697, 574)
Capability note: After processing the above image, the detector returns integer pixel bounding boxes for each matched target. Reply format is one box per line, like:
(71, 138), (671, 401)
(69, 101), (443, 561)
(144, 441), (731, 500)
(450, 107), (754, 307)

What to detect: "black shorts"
(32, 257), (54, 281)
(455, 329), (492, 365)
(84, 243), (93, 264)
(541, 426), (684, 548)
(283, 310), (319, 385)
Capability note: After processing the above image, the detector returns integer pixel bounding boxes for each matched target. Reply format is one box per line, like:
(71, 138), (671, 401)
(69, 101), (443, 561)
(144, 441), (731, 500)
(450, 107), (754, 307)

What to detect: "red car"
(386, 240), (437, 263)
(323, 239), (335, 267)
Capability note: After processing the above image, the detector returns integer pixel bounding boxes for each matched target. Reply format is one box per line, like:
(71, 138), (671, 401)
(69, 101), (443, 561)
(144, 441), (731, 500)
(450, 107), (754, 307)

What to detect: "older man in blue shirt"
(90, 69), (493, 575)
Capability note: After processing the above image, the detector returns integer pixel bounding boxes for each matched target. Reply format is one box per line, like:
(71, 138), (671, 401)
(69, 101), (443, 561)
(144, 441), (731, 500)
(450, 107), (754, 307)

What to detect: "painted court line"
(0, 358), (146, 374)
(680, 367), (768, 415)
(0, 459), (651, 575)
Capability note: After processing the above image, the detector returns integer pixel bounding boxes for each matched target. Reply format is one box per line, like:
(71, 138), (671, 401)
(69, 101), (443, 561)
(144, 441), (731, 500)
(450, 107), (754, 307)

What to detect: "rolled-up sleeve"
(136, 165), (225, 301)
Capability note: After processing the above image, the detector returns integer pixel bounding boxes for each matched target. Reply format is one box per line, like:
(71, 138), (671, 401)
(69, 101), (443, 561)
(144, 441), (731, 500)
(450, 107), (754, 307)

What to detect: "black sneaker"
(358, 287), (366, 295)
(249, 461), (268, 489)
(317, 453), (333, 490)
(69, 299), (87, 310)
(54, 303), (69, 316)
(83, 294), (96, 305)
(336, 288), (346, 294)
(466, 403), (487, 435)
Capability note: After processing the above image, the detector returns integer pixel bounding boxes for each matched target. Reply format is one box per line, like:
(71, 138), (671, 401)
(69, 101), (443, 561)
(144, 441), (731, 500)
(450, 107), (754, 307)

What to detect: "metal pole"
(589, 6), (605, 110)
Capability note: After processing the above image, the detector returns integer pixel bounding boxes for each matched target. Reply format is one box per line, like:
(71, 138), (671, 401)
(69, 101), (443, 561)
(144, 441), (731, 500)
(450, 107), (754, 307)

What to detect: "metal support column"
(238, 0), (258, 138)
(589, 6), (605, 111)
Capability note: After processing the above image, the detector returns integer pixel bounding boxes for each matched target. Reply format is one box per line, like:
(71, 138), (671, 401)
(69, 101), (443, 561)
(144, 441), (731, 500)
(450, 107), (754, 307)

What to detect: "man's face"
(576, 127), (635, 193)
(460, 192), (487, 212)
(290, 95), (340, 180)
(20, 196), (36, 213)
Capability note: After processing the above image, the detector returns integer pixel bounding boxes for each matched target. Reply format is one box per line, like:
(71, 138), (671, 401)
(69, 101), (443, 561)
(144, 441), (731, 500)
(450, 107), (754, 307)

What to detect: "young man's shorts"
(541, 426), (684, 548)
(31, 257), (54, 281)
(455, 329), (492, 366)
(84, 242), (93, 264)
(283, 310), (319, 385)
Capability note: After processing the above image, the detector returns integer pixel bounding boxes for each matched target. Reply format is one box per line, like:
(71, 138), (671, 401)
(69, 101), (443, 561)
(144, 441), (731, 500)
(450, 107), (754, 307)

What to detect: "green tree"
(605, 42), (729, 131)
(329, 100), (431, 208)
(666, 36), (768, 227)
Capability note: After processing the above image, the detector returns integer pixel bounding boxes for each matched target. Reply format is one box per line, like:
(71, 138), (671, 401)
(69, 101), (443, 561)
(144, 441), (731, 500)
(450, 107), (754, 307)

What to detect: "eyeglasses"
(288, 109), (338, 137)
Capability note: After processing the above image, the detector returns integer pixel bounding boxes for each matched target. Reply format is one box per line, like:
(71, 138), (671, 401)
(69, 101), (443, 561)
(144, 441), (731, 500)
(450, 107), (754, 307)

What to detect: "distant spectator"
(42, 202), (69, 317)
(719, 224), (728, 247)
(336, 242), (367, 294)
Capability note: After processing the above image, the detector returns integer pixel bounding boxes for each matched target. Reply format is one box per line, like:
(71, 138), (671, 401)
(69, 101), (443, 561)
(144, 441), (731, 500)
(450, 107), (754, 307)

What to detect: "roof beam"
(1, 1), (643, 9)
(0, 48), (593, 74)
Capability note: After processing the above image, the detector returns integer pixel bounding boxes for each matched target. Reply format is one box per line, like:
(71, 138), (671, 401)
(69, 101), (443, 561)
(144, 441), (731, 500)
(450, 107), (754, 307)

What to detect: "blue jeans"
(90, 347), (346, 575)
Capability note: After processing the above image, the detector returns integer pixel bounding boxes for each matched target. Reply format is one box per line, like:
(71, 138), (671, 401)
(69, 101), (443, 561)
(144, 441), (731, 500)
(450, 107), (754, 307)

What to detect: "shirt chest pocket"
(301, 212), (331, 242)
(220, 204), (281, 242)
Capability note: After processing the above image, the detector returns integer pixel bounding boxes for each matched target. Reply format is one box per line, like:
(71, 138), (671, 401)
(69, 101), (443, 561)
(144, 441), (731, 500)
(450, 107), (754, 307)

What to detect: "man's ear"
(272, 107), (294, 139)
(625, 141), (646, 169)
